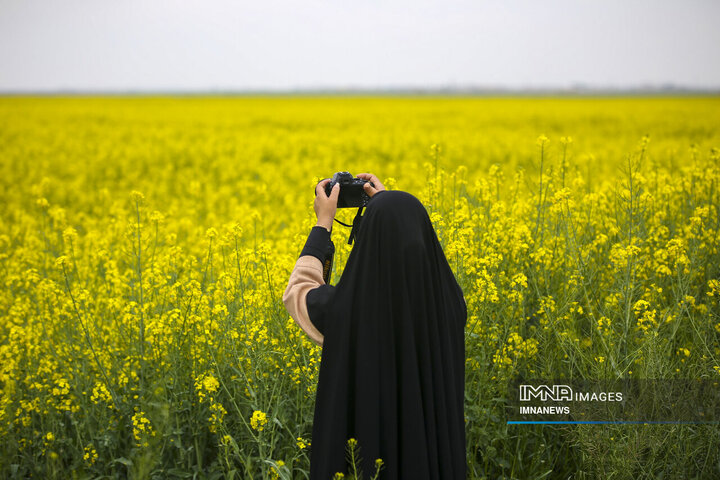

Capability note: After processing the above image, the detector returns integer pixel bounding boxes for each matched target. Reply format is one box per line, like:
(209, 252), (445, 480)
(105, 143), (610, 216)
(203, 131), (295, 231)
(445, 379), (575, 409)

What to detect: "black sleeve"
(300, 225), (335, 284)
(306, 284), (336, 334)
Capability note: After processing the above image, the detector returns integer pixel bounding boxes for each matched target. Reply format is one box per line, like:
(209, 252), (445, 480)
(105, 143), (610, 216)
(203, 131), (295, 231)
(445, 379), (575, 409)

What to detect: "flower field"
(1, 96), (719, 479)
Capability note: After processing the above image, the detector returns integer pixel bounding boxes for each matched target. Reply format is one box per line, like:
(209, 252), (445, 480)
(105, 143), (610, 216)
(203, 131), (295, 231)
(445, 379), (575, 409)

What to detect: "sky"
(1, 0), (719, 92)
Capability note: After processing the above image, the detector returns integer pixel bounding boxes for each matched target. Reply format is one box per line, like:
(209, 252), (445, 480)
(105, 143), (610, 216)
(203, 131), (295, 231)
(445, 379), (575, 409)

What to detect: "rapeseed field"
(1, 96), (719, 478)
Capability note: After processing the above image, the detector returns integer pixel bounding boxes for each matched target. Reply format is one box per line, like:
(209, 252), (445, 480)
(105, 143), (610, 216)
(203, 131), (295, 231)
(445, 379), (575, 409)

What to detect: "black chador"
(290, 190), (467, 479)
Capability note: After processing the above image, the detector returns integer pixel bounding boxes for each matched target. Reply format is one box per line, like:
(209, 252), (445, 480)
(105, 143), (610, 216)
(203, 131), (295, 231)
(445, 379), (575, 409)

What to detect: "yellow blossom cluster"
(250, 410), (268, 432)
(132, 410), (156, 447)
(493, 332), (540, 372)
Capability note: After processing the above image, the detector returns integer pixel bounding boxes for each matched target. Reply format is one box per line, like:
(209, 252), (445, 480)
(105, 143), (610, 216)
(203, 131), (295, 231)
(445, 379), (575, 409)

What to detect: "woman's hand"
(356, 173), (386, 197)
(314, 179), (340, 232)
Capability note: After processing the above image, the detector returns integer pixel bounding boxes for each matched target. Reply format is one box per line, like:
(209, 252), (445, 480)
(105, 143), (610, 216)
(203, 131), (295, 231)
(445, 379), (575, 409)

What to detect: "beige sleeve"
(282, 255), (326, 347)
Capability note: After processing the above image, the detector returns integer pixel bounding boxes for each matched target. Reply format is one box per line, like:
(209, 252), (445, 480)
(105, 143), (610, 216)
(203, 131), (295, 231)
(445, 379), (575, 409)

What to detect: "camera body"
(321, 171), (374, 208)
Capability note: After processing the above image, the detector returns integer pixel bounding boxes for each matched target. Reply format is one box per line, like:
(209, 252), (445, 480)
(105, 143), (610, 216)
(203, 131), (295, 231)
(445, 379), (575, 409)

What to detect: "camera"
(318, 171), (375, 208)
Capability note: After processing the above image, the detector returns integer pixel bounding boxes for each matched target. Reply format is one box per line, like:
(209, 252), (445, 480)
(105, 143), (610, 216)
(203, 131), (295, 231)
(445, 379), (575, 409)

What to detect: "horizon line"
(2, 85), (720, 97)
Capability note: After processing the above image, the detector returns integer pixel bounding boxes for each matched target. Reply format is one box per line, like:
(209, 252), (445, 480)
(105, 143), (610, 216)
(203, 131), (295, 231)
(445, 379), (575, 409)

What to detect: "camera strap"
(333, 206), (365, 245)
(347, 206), (364, 245)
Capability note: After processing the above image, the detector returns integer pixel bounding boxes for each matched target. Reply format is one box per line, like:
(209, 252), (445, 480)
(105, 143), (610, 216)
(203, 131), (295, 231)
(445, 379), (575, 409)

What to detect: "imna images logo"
(511, 380), (718, 423)
(518, 384), (623, 402)
(519, 384), (573, 402)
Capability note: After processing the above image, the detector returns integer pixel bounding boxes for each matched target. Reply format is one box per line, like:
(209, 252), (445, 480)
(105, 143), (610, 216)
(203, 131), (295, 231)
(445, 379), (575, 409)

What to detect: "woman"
(283, 173), (467, 479)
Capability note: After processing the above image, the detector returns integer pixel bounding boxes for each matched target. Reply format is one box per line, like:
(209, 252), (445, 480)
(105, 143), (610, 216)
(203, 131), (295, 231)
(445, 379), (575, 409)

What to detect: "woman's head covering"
(309, 190), (467, 479)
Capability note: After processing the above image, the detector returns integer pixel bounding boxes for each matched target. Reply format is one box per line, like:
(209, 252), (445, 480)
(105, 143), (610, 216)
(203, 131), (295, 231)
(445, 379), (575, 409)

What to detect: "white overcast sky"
(1, 0), (719, 91)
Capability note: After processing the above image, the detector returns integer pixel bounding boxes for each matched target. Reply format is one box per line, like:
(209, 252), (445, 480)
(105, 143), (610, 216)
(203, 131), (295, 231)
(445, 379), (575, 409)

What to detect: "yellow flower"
(83, 445), (98, 464)
(149, 210), (165, 223)
(250, 410), (268, 431)
(202, 375), (219, 393)
(270, 460), (285, 480)
(510, 273), (528, 289)
(62, 227), (78, 245)
(707, 279), (720, 297)
(90, 382), (113, 408)
(130, 190), (145, 203)
(132, 411), (156, 446)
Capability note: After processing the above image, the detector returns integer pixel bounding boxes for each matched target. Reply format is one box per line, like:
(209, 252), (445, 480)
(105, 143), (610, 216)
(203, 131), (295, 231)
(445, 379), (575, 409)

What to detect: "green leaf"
(110, 457), (134, 467)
